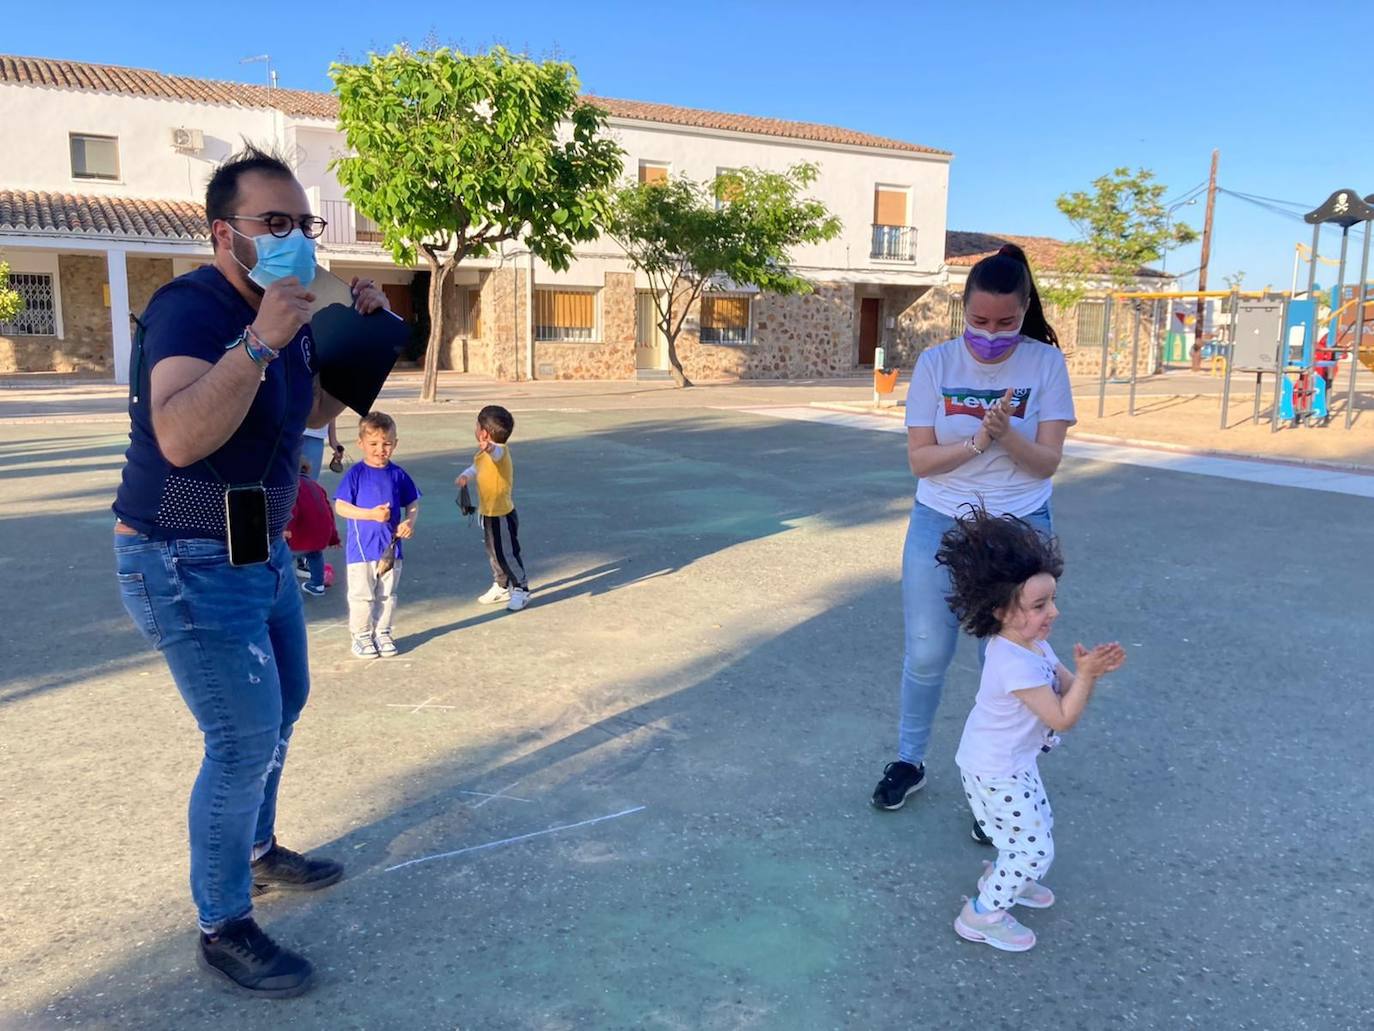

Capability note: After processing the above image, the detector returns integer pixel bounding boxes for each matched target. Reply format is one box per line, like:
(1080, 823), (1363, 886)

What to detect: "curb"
(805, 402), (1374, 476)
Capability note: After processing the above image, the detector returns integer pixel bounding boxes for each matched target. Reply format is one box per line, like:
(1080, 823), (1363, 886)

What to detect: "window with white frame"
(714, 167), (742, 209)
(700, 293), (752, 345)
(947, 296), (965, 339)
(70, 133), (120, 181)
(0, 272), (57, 336)
(638, 161), (670, 184)
(534, 288), (597, 341)
(1076, 300), (1107, 349)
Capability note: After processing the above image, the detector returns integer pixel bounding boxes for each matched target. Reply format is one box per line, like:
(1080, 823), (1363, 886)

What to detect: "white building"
(0, 54), (957, 382)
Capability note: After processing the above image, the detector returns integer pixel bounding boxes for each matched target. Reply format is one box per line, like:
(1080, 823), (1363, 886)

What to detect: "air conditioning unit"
(171, 127), (205, 152)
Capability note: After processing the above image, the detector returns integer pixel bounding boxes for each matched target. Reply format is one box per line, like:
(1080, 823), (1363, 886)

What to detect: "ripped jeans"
(897, 500), (1053, 766)
(114, 531), (310, 931)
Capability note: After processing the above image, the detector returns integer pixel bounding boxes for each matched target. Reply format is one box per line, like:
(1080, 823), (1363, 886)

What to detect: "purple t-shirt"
(335, 461), (421, 563)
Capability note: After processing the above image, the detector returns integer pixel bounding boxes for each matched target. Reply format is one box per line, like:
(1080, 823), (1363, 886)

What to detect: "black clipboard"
(308, 267), (411, 416)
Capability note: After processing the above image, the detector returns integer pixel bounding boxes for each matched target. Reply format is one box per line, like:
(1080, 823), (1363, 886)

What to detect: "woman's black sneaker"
(971, 819), (995, 846)
(251, 839), (344, 895)
(198, 917), (314, 998)
(871, 761), (925, 810)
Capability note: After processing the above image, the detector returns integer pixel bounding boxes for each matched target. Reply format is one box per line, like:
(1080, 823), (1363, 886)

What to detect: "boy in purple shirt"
(333, 411), (421, 658)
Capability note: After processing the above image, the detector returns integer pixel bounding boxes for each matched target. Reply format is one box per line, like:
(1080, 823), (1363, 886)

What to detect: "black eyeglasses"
(226, 212), (328, 239)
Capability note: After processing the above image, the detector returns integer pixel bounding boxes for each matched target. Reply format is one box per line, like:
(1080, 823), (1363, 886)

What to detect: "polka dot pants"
(960, 765), (1055, 911)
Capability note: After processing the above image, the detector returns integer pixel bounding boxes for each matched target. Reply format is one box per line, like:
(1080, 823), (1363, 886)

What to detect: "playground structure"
(1094, 187), (1374, 431)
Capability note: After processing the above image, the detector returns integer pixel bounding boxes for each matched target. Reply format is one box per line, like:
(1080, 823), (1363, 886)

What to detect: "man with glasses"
(112, 145), (389, 997)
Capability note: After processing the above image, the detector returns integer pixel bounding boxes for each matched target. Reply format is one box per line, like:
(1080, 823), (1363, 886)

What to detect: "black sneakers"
(871, 761), (926, 810)
(198, 917), (313, 998)
(970, 820), (994, 846)
(251, 839), (345, 895)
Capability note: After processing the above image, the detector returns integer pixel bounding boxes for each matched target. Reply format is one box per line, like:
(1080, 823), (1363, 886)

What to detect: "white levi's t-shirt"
(955, 635), (1062, 778)
(904, 337), (1076, 517)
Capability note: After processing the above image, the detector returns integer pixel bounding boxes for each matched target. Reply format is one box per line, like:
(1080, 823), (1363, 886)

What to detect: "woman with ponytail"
(871, 244), (1077, 827)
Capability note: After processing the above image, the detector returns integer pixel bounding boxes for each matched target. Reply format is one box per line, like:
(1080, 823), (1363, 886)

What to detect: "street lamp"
(1162, 198), (1198, 274)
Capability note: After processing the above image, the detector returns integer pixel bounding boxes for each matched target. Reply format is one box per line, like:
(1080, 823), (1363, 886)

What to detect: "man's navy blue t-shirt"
(113, 265), (316, 540)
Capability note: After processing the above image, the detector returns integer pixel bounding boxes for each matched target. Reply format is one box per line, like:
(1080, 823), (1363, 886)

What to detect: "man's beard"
(227, 234), (266, 297)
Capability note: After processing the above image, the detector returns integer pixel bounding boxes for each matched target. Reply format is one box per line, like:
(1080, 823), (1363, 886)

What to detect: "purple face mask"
(963, 322), (1023, 361)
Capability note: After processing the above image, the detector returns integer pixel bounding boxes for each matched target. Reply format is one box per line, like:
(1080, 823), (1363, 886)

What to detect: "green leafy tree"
(1046, 167), (1198, 309)
(607, 164), (841, 387)
(330, 46), (624, 401)
(0, 262), (24, 324)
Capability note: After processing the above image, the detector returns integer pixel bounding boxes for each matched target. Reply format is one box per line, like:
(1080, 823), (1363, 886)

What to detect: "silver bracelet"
(965, 436), (985, 456)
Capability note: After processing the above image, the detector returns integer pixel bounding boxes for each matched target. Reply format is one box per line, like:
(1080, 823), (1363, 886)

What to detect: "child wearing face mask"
(871, 243), (1079, 825)
(935, 508), (1125, 953)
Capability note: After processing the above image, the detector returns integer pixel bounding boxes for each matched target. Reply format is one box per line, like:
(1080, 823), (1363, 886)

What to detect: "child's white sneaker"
(351, 636), (379, 660)
(978, 860), (1054, 908)
(507, 588), (530, 612)
(954, 899), (1036, 952)
(375, 631), (398, 657)
(478, 583), (511, 605)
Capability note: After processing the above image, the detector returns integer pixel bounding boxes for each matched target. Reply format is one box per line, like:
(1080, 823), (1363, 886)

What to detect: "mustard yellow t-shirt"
(473, 445), (514, 517)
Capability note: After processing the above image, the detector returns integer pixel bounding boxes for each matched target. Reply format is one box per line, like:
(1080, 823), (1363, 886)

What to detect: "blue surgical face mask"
(229, 225), (317, 289)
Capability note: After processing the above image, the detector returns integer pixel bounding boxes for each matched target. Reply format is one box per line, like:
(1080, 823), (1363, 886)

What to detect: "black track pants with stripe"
(482, 510), (527, 591)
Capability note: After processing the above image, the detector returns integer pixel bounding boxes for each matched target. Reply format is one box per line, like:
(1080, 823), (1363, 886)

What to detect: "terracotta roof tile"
(0, 54), (337, 120)
(945, 230), (1167, 278)
(0, 190), (208, 240)
(586, 96), (948, 156)
(0, 54), (946, 154)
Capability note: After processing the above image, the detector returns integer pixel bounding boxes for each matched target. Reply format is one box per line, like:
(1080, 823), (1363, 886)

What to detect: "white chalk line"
(384, 805), (647, 873)
(455, 789), (534, 803)
(385, 696), (457, 714)
(471, 774), (531, 810)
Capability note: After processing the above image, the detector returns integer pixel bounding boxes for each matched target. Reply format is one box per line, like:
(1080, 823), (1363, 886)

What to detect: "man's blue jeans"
(897, 501), (1053, 766)
(114, 532), (310, 931)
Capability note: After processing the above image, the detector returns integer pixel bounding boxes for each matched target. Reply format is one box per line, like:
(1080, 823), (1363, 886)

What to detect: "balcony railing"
(319, 199), (386, 247)
(871, 224), (917, 262)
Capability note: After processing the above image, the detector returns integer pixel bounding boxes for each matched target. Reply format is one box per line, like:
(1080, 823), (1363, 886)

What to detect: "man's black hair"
(205, 144), (295, 250)
(478, 405), (515, 444)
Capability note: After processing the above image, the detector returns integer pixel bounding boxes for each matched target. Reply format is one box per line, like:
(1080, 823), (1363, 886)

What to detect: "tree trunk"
(665, 331), (693, 388)
(420, 259), (451, 403)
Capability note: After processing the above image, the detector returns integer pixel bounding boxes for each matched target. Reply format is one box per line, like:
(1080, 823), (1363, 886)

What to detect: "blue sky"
(10, 0), (1373, 290)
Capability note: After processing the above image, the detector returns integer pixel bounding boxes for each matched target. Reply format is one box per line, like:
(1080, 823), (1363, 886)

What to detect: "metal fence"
(870, 224), (917, 262)
(0, 272), (56, 335)
(1076, 300), (1107, 349)
(318, 199), (385, 246)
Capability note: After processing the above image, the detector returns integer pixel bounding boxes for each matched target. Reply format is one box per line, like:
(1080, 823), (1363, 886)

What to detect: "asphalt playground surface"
(2, 382), (1372, 1030)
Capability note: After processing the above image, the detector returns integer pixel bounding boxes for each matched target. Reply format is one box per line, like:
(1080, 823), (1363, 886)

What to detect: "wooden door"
(382, 283), (414, 323)
(858, 297), (881, 365)
(636, 291), (666, 369)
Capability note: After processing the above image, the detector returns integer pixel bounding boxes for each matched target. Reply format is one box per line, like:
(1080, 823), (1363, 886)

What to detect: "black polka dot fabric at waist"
(155, 474), (298, 538)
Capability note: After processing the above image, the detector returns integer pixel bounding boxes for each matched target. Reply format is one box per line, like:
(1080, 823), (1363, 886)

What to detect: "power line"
(1223, 188), (1314, 211)
(1212, 187), (1367, 250)
(1165, 180), (1208, 206)
(1216, 188), (1309, 225)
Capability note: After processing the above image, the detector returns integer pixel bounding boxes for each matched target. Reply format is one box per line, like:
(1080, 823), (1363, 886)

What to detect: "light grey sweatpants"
(347, 559), (402, 638)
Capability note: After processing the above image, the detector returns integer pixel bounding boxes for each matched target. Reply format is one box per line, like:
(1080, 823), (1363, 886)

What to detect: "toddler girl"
(937, 508), (1125, 952)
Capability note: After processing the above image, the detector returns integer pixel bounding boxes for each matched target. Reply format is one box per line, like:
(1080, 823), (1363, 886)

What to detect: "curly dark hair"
(936, 507), (1064, 638)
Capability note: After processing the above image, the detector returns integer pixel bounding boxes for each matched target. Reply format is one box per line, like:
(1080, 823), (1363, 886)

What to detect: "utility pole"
(1191, 149), (1219, 372)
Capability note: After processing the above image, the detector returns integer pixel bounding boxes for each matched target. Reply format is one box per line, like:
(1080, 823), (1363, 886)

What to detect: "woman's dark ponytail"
(963, 243), (1060, 348)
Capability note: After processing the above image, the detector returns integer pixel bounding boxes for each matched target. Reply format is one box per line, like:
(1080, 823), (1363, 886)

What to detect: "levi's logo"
(942, 387), (1031, 419)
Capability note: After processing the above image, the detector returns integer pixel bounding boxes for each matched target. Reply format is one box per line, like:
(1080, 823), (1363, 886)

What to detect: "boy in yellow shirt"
(456, 405), (529, 612)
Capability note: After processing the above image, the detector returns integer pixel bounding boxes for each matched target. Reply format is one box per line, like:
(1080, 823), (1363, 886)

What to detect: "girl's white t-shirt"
(904, 337), (1076, 517)
(955, 635), (1061, 778)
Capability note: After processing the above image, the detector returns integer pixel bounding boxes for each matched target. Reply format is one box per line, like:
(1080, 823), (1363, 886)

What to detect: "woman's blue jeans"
(114, 532), (310, 931)
(896, 501), (1053, 766)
